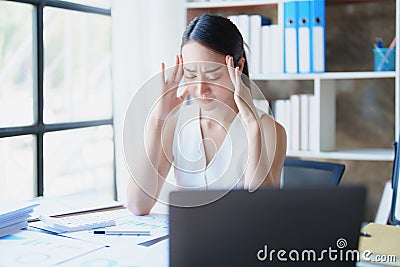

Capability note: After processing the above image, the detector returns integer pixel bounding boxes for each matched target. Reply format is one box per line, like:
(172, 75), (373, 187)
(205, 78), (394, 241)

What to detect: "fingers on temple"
(235, 66), (241, 93)
(175, 55), (184, 83)
(226, 55), (236, 86)
(171, 55), (180, 81)
(161, 62), (166, 83)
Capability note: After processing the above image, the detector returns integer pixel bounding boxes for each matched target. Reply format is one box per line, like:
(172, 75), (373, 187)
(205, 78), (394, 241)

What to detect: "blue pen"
(375, 38), (384, 48)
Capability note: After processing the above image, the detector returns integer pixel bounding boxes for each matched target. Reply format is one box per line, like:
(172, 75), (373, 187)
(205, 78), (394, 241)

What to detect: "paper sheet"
(60, 209), (168, 246)
(29, 191), (122, 220)
(0, 230), (105, 266)
(58, 238), (169, 267)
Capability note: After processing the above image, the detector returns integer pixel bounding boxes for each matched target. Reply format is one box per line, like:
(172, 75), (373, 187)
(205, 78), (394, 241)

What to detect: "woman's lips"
(197, 97), (213, 104)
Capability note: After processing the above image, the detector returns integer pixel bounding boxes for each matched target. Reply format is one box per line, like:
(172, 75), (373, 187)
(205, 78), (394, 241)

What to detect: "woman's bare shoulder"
(260, 114), (287, 140)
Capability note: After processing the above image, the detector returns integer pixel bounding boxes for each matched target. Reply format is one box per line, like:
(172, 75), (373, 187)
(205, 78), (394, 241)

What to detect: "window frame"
(0, 0), (115, 199)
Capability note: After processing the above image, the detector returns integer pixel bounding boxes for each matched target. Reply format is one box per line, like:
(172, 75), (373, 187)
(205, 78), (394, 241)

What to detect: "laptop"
(169, 186), (366, 267)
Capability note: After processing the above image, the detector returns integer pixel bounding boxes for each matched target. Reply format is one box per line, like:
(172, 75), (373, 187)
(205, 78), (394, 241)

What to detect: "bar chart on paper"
(57, 209), (170, 267)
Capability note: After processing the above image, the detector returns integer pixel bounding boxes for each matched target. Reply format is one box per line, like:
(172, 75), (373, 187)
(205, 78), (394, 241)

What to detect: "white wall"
(111, 0), (186, 205)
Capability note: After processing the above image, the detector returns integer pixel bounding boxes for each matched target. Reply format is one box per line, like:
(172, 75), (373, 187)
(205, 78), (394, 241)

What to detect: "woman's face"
(181, 41), (235, 111)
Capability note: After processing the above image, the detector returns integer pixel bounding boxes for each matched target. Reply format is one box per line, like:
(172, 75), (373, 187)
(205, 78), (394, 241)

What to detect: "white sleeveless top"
(172, 101), (262, 190)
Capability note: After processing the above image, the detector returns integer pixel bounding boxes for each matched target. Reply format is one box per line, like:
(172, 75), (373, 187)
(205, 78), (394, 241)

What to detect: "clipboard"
(390, 140), (400, 225)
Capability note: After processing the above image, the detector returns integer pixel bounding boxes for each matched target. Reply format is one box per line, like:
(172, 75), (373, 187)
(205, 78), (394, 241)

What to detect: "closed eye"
(207, 74), (222, 81)
(185, 75), (196, 79)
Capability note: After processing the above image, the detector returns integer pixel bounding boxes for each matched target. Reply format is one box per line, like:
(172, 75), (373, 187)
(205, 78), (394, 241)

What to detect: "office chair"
(281, 158), (345, 188)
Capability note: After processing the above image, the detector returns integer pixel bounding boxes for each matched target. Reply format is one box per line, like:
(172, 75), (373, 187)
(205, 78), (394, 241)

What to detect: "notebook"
(359, 223), (400, 266)
(169, 186), (366, 267)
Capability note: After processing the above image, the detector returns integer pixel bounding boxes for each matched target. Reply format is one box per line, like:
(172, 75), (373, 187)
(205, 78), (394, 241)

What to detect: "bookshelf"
(186, 0), (278, 9)
(251, 71), (397, 80)
(185, 0), (399, 161)
(186, 0), (393, 9)
(288, 149), (393, 161)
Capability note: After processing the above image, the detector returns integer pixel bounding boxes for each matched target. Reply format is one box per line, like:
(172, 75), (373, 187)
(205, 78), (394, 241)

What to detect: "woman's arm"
(126, 116), (176, 215)
(126, 55), (186, 215)
(242, 114), (286, 190)
(226, 55), (286, 190)
(259, 116), (287, 187)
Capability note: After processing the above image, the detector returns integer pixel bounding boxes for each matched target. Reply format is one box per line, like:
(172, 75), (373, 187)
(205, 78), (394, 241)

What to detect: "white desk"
(1, 195), (169, 267)
(1, 192), (398, 267)
(57, 231), (168, 267)
(3, 226), (397, 267)
(0, 225), (168, 267)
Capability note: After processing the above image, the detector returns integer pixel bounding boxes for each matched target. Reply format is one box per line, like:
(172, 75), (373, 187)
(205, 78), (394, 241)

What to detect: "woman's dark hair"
(181, 14), (249, 77)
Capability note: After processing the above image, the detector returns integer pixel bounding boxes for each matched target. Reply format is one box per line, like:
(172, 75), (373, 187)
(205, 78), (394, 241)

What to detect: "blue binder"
(297, 0), (311, 73)
(390, 140), (400, 225)
(284, 0), (298, 73)
(310, 0), (325, 73)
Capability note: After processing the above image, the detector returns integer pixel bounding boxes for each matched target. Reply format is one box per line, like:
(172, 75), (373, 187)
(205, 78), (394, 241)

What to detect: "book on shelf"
(272, 94), (321, 153)
(262, 24), (284, 74)
(249, 15), (271, 74)
(300, 94), (310, 150)
(228, 14), (283, 76)
(308, 95), (319, 152)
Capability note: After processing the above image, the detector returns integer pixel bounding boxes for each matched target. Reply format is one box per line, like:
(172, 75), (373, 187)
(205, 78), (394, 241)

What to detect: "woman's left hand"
(226, 55), (258, 125)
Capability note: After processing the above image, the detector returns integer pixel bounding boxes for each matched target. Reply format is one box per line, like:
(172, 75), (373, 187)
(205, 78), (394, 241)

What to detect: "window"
(0, 0), (114, 200)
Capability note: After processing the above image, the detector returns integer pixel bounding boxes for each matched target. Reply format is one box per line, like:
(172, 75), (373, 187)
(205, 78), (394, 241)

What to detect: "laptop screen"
(169, 187), (366, 267)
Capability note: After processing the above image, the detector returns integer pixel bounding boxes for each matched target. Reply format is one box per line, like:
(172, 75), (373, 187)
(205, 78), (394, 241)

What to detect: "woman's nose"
(196, 82), (210, 97)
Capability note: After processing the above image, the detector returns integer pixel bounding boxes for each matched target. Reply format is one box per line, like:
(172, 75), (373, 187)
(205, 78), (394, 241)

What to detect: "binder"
(284, 0), (298, 73)
(250, 15), (271, 75)
(290, 94), (301, 151)
(272, 99), (286, 128)
(308, 95), (318, 152)
(300, 94), (310, 151)
(237, 15), (250, 49)
(270, 24), (284, 74)
(284, 99), (292, 152)
(297, 0), (311, 73)
(310, 0), (325, 72)
(261, 25), (271, 74)
(249, 15), (261, 75)
(390, 140), (400, 225)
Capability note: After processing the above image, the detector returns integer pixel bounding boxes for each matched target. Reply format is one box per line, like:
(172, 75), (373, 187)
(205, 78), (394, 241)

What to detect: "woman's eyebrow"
(183, 66), (196, 72)
(183, 65), (223, 73)
(203, 66), (223, 73)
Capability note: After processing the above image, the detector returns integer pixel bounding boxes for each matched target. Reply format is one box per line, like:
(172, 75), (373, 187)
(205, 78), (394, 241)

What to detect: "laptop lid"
(169, 186), (366, 267)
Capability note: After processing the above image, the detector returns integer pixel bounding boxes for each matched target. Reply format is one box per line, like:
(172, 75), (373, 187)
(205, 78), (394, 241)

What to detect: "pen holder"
(373, 48), (396, 71)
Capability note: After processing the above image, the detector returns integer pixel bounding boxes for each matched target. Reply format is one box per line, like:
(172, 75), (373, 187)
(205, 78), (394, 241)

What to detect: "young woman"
(127, 14), (287, 215)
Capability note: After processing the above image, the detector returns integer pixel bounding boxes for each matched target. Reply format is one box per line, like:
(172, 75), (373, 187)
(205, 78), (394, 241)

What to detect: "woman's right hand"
(154, 55), (188, 122)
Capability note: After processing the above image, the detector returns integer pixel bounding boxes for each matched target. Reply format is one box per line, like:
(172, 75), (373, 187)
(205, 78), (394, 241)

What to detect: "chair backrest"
(281, 158), (345, 188)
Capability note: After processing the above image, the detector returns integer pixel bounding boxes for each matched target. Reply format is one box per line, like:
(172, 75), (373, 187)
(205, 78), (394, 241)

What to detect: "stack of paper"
(0, 201), (39, 237)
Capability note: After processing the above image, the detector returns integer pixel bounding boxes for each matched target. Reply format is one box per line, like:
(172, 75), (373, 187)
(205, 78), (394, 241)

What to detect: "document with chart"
(0, 230), (105, 266)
